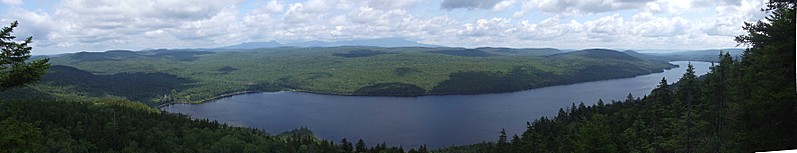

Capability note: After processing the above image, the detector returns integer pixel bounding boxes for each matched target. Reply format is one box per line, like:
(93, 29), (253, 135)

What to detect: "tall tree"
(0, 21), (49, 90)
(355, 139), (366, 153)
(649, 78), (672, 153)
(494, 128), (509, 153)
(0, 21), (48, 152)
(339, 138), (353, 153)
(676, 63), (701, 152)
(735, 0), (797, 151)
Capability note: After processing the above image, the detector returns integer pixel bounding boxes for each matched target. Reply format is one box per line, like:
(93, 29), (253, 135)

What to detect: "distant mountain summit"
(221, 37), (442, 49)
(623, 48), (745, 62)
(222, 41), (282, 49)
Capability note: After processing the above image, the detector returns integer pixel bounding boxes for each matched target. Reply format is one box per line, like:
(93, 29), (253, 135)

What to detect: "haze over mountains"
(216, 37), (744, 57)
(37, 37), (745, 65)
(624, 49), (744, 62)
(220, 37), (442, 49)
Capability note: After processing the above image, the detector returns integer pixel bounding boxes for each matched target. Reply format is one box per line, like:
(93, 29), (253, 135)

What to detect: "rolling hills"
(7, 47), (675, 105)
(220, 37), (441, 49)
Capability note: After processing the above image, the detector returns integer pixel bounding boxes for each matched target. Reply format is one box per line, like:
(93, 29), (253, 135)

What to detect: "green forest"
(1, 0), (795, 152)
(2, 45), (673, 105)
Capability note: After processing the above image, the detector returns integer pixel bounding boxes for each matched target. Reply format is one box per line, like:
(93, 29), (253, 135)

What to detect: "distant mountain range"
(624, 49), (745, 62)
(220, 37), (442, 49)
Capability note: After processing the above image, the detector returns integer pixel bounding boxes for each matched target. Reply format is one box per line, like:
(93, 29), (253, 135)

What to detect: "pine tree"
(649, 77), (672, 153)
(510, 134), (521, 152)
(735, 0), (797, 151)
(676, 63), (701, 152)
(0, 21), (49, 90)
(494, 128), (509, 153)
(572, 114), (617, 153)
(339, 138), (353, 153)
(355, 139), (366, 153)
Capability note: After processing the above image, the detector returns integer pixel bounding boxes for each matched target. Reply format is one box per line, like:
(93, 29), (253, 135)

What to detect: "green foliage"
(333, 49), (390, 58)
(394, 67), (421, 76)
(429, 49), (496, 57)
(36, 46), (672, 103)
(549, 49), (639, 61)
(430, 67), (551, 94)
(734, 0), (796, 150)
(355, 82), (426, 96)
(0, 117), (41, 152)
(34, 65), (194, 105)
(0, 21), (50, 90)
(216, 66), (238, 73)
(571, 115), (617, 153)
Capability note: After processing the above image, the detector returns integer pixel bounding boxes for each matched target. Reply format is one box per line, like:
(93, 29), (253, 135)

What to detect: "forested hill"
(549, 49), (642, 61)
(438, 1), (797, 152)
(5, 47), (674, 105)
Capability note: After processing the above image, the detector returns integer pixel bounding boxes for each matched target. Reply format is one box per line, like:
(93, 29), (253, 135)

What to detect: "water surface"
(163, 61), (711, 149)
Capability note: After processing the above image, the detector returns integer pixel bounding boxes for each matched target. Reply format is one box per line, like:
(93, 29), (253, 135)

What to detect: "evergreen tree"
(735, 0), (796, 151)
(676, 63), (701, 152)
(418, 145), (428, 153)
(339, 138), (353, 153)
(0, 21), (49, 90)
(648, 77), (672, 153)
(510, 134), (521, 153)
(571, 114), (617, 153)
(0, 117), (41, 152)
(355, 139), (366, 153)
(494, 128), (509, 153)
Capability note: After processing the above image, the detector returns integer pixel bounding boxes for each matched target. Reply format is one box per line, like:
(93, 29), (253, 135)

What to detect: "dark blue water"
(163, 61), (712, 149)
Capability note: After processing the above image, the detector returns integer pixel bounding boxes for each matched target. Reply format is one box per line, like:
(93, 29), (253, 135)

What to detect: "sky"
(0, 0), (770, 55)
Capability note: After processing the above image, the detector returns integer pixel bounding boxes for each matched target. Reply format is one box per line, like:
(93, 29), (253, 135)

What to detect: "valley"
(11, 47), (674, 105)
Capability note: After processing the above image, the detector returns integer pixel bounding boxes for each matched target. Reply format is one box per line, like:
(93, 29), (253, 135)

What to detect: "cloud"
(0, 0), (770, 54)
(631, 15), (689, 37)
(0, 0), (243, 53)
(530, 0), (656, 15)
(1, 0), (22, 5)
(699, 0), (766, 36)
(441, 0), (505, 10)
(364, 0), (419, 10)
(457, 17), (513, 37)
(492, 0), (516, 11)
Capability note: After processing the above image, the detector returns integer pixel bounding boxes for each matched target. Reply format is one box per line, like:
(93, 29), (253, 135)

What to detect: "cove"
(162, 61), (712, 149)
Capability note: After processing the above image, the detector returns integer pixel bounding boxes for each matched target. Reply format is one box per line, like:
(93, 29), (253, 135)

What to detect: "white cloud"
(1, 0), (22, 5)
(261, 0), (285, 14)
(0, 0), (771, 54)
(457, 17), (514, 37)
(441, 0), (506, 10)
(492, 0), (516, 11)
(364, 0), (419, 10)
(529, 0), (656, 15)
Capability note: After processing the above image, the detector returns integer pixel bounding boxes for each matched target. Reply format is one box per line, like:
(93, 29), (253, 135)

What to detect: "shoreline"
(159, 62), (683, 108)
(156, 91), (259, 108)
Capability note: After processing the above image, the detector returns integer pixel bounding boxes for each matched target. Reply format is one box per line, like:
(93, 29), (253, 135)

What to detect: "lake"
(162, 61), (712, 149)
